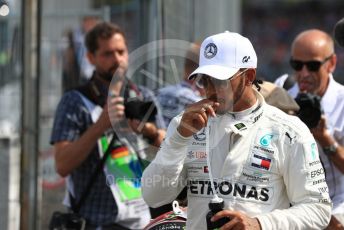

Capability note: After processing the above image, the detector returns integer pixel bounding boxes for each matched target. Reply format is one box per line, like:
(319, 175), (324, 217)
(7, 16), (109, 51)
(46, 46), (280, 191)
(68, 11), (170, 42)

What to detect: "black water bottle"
(206, 198), (230, 229)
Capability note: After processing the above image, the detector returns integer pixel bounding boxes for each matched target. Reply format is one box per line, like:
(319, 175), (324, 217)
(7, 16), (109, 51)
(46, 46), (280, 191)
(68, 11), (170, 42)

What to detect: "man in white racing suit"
(142, 31), (331, 230)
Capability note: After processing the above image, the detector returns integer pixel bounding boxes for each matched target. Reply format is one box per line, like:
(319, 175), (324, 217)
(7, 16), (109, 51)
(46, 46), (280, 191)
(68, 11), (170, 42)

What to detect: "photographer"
(276, 29), (344, 229)
(142, 31), (331, 229)
(50, 22), (165, 229)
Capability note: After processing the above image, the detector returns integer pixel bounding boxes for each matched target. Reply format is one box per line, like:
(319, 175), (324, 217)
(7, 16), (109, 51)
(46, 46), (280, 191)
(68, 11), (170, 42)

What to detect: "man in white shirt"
(275, 29), (344, 229)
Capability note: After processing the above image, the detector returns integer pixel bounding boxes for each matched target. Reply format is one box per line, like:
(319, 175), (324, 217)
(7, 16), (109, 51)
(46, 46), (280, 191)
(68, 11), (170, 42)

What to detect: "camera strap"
(71, 134), (117, 213)
(67, 81), (119, 213)
(76, 73), (144, 106)
(75, 76), (106, 107)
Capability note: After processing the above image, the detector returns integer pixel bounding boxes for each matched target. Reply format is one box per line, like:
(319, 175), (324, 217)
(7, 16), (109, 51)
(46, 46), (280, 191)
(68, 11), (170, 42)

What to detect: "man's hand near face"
(177, 99), (219, 137)
(128, 119), (165, 147)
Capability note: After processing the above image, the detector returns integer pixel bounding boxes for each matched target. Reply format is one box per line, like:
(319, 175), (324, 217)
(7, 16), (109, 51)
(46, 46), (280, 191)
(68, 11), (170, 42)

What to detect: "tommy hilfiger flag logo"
(251, 154), (271, 170)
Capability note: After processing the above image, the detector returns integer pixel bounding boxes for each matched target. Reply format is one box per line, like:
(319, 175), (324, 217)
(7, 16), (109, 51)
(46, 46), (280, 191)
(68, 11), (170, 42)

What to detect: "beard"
(97, 65), (126, 82)
(232, 78), (246, 106)
(97, 70), (113, 82)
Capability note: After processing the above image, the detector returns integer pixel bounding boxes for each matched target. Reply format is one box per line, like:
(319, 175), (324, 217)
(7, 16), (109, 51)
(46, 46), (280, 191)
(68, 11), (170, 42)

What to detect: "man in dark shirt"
(51, 22), (165, 229)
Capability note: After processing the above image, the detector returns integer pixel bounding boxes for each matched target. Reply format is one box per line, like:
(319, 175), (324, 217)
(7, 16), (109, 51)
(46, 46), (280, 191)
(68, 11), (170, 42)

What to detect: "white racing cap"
(189, 31), (257, 80)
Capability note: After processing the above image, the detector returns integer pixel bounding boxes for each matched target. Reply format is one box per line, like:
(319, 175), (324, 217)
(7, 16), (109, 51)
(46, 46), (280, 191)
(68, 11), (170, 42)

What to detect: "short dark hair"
(85, 22), (126, 53)
(184, 42), (200, 76)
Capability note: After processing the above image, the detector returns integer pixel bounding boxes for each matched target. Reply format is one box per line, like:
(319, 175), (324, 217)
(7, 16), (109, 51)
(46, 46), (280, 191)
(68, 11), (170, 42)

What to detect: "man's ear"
(245, 68), (256, 86)
(86, 51), (96, 65)
(328, 54), (337, 73)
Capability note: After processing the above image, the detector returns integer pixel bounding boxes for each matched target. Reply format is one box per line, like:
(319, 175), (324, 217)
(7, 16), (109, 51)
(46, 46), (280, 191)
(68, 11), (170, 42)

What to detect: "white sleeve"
(141, 116), (190, 208)
(256, 133), (332, 230)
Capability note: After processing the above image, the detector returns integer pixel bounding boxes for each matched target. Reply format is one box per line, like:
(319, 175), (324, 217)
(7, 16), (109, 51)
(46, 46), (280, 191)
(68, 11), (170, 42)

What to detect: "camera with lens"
(294, 93), (322, 129)
(206, 198), (230, 230)
(124, 100), (157, 122)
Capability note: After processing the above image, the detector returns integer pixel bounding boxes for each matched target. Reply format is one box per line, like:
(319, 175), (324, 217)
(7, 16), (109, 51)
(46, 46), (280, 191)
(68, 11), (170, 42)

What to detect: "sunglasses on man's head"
(289, 54), (333, 72)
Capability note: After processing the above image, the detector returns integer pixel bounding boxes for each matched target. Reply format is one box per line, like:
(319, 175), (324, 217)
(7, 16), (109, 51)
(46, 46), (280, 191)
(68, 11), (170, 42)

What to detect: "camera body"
(295, 93), (322, 129)
(124, 100), (157, 122)
(206, 199), (230, 230)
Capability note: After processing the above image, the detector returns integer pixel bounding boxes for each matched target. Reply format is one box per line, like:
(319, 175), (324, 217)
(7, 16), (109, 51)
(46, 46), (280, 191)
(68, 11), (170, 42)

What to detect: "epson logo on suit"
(310, 168), (325, 179)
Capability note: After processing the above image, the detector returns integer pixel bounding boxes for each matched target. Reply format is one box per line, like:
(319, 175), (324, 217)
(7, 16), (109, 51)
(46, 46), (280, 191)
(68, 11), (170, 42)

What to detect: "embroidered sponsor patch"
(251, 154), (271, 171)
(193, 128), (206, 141)
(308, 160), (321, 168)
(253, 145), (275, 155)
(230, 122), (248, 134)
(319, 198), (330, 203)
(260, 134), (274, 147)
(310, 143), (317, 161)
(305, 165), (328, 196)
(309, 167), (325, 179)
(188, 179), (273, 204)
(303, 141), (321, 169)
(234, 123), (246, 130)
(255, 129), (278, 148)
(187, 150), (207, 159)
(204, 43), (217, 59)
(240, 168), (271, 184)
(303, 141), (329, 197)
(312, 178), (326, 186)
(187, 164), (208, 177)
(187, 151), (194, 159)
(192, 141), (206, 146)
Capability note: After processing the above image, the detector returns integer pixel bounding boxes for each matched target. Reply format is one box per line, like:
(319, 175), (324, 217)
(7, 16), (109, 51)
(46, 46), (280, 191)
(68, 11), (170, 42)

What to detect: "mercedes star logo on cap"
(204, 43), (217, 59)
